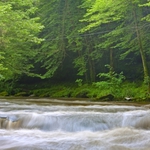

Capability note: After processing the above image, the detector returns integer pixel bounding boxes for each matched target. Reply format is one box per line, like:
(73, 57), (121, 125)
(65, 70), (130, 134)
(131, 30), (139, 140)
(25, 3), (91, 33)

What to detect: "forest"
(0, 0), (150, 101)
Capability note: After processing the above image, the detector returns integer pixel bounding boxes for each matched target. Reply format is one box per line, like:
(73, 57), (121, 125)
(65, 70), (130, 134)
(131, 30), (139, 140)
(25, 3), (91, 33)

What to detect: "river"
(0, 98), (150, 150)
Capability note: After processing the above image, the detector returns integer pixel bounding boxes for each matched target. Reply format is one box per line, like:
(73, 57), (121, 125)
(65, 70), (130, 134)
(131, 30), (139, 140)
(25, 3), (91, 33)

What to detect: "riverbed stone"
(98, 94), (114, 101)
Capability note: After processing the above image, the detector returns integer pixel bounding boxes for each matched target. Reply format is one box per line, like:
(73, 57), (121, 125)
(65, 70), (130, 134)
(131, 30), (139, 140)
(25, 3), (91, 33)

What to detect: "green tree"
(37, 0), (68, 78)
(38, 0), (97, 80)
(0, 0), (44, 80)
(80, 0), (150, 91)
(79, 0), (125, 78)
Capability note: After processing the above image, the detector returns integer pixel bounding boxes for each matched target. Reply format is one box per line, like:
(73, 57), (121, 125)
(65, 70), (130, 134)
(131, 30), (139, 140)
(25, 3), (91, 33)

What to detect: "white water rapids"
(0, 98), (150, 150)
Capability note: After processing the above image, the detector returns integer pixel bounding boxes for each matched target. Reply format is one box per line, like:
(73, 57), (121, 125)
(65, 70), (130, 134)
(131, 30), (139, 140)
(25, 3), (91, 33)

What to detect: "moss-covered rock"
(75, 89), (90, 98)
(15, 92), (29, 96)
(32, 89), (51, 97)
(97, 94), (114, 101)
(0, 91), (9, 96)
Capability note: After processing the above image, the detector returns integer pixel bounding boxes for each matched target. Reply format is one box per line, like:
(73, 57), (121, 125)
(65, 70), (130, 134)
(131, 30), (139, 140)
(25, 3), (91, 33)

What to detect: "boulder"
(0, 115), (19, 122)
(98, 94), (114, 101)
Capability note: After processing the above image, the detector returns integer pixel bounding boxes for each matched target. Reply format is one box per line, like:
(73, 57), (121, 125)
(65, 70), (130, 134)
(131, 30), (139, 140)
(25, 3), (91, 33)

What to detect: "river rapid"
(0, 98), (150, 150)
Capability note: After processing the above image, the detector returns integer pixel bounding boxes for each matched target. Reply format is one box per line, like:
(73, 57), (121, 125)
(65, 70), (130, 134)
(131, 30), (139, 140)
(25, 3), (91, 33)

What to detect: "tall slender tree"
(38, 0), (98, 82)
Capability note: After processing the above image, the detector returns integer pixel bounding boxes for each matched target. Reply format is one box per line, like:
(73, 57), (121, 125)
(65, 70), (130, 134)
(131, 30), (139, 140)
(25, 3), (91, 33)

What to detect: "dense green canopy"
(0, 0), (43, 80)
(1, 0), (150, 86)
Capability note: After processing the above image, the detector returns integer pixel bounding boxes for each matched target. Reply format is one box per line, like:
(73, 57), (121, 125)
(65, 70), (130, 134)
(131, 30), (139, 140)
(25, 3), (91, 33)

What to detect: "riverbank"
(0, 82), (150, 102)
(0, 97), (150, 107)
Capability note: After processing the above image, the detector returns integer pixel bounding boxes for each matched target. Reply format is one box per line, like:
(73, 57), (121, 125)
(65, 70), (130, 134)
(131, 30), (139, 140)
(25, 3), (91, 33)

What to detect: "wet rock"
(15, 92), (29, 96)
(98, 94), (114, 101)
(125, 97), (132, 101)
(144, 104), (150, 109)
(0, 115), (7, 119)
(0, 115), (19, 122)
(29, 94), (35, 97)
(76, 90), (90, 98)
(7, 115), (19, 122)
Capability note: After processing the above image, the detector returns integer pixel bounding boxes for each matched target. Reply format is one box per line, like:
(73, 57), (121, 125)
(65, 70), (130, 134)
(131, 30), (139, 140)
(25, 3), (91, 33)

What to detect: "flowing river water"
(0, 98), (150, 150)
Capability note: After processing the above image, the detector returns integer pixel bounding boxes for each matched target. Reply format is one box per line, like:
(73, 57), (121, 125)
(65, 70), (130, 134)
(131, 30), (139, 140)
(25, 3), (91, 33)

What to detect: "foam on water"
(0, 128), (150, 150)
(0, 99), (150, 150)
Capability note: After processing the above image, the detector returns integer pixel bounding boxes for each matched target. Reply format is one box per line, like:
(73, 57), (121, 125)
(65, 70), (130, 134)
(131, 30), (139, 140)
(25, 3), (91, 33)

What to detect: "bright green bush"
(94, 65), (125, 98)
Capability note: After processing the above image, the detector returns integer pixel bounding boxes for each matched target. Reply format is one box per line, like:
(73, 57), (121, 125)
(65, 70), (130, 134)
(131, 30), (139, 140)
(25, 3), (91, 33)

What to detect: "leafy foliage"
(75, 79), (83, 87)
(0, 0), (44, 80)
(95, 65), (125, 96)
(1, 0), (150, 100)
(80, 0), (150, 86)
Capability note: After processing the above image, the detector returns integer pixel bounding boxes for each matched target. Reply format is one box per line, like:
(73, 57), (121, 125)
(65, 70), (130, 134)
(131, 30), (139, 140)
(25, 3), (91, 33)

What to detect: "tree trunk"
(109, 48), (114, 75)
(88, 56), (95, 82)
(85, 37), (96, 82)
(132, 7), (150, 93)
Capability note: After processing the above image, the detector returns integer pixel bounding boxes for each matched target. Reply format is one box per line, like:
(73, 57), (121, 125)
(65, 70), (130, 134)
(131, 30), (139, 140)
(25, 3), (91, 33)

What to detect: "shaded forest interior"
(0, 0), (150, 100)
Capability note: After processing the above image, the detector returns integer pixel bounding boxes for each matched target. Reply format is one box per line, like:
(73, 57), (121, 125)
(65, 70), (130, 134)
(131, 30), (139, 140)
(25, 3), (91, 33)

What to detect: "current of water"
(0, 98), (150, 150)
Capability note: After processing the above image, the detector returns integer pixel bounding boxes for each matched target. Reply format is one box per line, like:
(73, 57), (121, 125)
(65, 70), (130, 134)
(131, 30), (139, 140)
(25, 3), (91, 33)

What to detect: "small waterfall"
(0, 99), (150, 150)
(0, 107), (149, 131)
